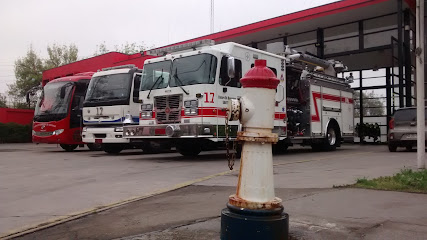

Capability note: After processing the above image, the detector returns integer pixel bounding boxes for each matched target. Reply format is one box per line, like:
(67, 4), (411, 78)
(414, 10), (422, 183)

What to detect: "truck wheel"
(60, 144), (78, 152)
(272, 140), (288, 154)
(102, 144), (124, 154)
(87, 143), (102, 151)
(325, 126), (338, 151)
(388, 144), (397, 152)
(176, 144), (201, 157)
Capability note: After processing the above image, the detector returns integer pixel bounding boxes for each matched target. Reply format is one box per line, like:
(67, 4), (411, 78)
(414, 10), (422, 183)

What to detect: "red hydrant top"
(240, 59), (280, 89)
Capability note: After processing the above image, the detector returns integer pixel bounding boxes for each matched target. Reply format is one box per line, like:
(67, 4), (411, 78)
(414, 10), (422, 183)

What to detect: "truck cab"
(82, 65), (147, 154)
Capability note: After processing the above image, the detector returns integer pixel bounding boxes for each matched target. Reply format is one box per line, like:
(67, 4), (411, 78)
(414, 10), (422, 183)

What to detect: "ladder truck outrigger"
(123, 40), (354, 156)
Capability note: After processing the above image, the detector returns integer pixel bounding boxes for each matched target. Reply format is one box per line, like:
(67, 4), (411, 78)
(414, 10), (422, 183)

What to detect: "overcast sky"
(0, 0), (336, 95)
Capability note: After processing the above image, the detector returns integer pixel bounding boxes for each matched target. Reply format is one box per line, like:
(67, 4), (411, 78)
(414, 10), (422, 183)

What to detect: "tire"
(176, 143), (201, 157)
(102, 144), (125, 154)
(388, 144), (397, 152)
(60, 144), (78, 152)
(273, 140), (288, 154)
(87, 143), (102, 151)
(311, 143), (323, 152)
(324, 125), (338, 151)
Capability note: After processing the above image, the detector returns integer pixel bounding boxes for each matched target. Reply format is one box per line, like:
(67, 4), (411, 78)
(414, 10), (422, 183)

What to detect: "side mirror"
(227, 56), (236, 79)
(60, 86), (66, 99)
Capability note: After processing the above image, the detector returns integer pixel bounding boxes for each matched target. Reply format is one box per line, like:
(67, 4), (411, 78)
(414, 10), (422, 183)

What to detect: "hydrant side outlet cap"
(240, 59), (280, 89)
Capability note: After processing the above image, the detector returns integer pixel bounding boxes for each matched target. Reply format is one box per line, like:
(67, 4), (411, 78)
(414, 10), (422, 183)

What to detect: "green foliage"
(9, 44), (79, 100)
(9, 45), (45, 98)
(355, 122), (381, 142)
(354, 90), (385, 117)
(93, 41), (151, 56)
(353, 169), (427, 193)
(45, 43), (78, 69)
(0, 123), (32, 143)
(0, 94), (7, 108)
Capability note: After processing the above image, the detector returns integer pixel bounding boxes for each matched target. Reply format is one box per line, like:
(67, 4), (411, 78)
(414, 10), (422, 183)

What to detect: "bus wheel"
(60, 144), (78, 152)
(102, 144), (124, 154)
(87, 143), (102, 151)
(176, 143), (201, 157)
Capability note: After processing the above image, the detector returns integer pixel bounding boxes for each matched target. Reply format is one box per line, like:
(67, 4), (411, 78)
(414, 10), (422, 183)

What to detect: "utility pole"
(416, 0), (425, 169)
(210, 0), (214, 33)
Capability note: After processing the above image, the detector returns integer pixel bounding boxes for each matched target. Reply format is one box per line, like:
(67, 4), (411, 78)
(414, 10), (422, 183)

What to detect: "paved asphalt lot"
(0, 143), (422, 238)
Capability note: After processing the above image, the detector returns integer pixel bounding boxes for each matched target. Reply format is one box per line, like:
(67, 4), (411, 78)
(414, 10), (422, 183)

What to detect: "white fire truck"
(82, 65), (149, 154)
(123, 40), (354, 156)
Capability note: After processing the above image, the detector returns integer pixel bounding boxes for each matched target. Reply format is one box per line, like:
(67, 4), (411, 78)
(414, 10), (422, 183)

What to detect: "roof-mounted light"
(102, 64), (136, 71)
(146, 39), (215, 56)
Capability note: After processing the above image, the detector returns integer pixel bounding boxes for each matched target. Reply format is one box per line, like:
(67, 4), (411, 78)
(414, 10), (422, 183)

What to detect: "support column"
(398, 0), (405, 107)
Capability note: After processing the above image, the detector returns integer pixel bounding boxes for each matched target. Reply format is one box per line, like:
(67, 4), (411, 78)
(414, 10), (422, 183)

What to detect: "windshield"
(140, 54), (217, 91)
(140, 61), (171, 91)
(34, 81), (74, 120)
(394, 108), (427, 122)
(85, 73), (132, 102)
(170, 54), (217, 87)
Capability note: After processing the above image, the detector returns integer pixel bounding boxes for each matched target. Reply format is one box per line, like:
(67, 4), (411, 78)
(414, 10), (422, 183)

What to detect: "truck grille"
(34, 131), (53, 137)
(154, 94), (182, 123)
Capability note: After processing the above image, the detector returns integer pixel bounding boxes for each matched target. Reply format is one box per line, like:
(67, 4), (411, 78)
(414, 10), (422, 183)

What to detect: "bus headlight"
(114, 127), (123, 132)
(123, 114), (134, 124)
(82, 127), (87, 132)
(53, 129), (64, 135)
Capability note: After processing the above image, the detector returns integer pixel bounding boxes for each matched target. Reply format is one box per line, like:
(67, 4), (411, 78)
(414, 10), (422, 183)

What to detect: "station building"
(43, 0), (423, 142)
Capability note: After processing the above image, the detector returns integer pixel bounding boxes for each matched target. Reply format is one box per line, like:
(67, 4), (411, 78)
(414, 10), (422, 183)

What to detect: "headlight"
(141, 104), (153, 110)
(184, 108), (198, 116)
(32, 130), (36, 135)
(114, 127), (123, 132)
(54, 129), (64, 135)
(184, 100), (198, 108)
(82, 127), (87, 132)
(140, 111), (152, 119)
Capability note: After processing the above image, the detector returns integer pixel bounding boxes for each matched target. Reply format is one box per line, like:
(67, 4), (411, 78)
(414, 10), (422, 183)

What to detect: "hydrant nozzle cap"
(240, 59), (280, 89)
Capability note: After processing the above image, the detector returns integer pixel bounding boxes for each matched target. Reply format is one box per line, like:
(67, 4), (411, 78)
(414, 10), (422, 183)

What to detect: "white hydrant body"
(228, 59), (282, 210)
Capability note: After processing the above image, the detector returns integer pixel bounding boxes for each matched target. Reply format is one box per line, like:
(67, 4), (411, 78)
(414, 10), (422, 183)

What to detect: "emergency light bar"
(102, 64), (136, 71)
(146, 39), (215, 56)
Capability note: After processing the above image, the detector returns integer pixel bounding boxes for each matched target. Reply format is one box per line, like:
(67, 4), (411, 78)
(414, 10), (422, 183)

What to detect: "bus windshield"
(85, 73), (132, 102)
(34, 81), (74, 121)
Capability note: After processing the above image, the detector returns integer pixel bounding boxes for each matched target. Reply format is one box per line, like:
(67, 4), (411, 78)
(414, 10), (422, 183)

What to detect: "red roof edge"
(158, 0), (390, 48)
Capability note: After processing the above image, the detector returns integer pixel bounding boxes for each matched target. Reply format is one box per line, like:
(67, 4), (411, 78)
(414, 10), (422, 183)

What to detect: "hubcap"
(327, 128), (336, 146)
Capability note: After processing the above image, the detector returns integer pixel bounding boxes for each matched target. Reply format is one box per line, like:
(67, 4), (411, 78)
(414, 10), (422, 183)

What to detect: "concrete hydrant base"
(220, 205), (289, 240)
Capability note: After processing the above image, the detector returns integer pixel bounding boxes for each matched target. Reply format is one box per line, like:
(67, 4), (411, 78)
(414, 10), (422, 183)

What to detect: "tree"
(93, 42), (109, 56)
(354, 90), (385, 117)
(45, 43), (78, 69)
(8, 45), (45, 98)
(9, 43), (79, 103)
(93, 41), (151, 56)
(0, 93), (7, 108)
(114, 42), (148, 54)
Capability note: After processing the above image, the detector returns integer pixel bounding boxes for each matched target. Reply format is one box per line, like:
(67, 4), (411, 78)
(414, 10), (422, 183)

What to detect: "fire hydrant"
(221, 59), (289, 239)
